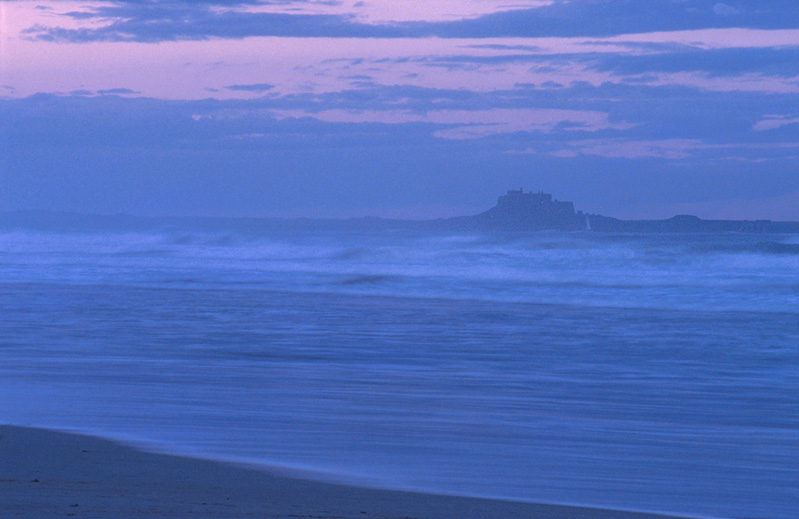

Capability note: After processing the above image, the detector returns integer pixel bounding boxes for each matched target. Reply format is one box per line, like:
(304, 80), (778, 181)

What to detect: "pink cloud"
(348, 0), (554, 23)
(201, 0), (554, 24)
(6, 0), (799, 100)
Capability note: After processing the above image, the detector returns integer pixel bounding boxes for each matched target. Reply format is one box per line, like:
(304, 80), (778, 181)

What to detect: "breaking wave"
(1, 227), (798, 313)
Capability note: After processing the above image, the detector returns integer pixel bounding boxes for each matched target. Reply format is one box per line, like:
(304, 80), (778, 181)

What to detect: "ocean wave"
(695, 240), (799, 255)
(2, 228), (798, 313)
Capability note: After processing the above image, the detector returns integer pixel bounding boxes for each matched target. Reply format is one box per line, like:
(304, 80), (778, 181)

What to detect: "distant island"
(4, 189), (799, 233)
(457, 188), (799, 233)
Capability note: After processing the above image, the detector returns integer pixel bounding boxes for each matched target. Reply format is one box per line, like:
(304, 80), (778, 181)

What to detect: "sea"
(1, 218), (797, 519)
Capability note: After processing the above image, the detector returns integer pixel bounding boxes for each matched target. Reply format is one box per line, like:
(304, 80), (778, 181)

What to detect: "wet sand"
(1, 425), (688, 519)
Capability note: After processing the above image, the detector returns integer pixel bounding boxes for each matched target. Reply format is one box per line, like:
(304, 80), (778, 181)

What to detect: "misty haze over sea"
(1, 217), (797, 519)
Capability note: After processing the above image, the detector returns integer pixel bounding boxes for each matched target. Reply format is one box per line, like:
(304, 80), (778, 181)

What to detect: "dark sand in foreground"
(1, 425), (688, 519)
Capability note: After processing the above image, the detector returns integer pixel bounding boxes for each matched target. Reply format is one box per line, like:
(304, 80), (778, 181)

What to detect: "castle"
(477, 188), (587, 231)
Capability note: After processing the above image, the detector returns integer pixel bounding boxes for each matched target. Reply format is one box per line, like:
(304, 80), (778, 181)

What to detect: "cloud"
(272, 107), (634, 139)
(225, 83), (275, 92)
(583, 46), (799, 78)
(22, 7), (417, 43)
(408, 44), (799, 81)
(21, 0), (799, 43)
(3, 87), (799, 218)
(97, 88), (139, 95)
(538, 138), (799, 164)
(753, 114), (799, 131)
(550, 139), (705, 159)
(63, 88), (138, 96)
(5, 81), (796, 153)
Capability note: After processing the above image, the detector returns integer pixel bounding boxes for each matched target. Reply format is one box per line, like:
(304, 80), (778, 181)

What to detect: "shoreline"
(1, 424), (700, 519)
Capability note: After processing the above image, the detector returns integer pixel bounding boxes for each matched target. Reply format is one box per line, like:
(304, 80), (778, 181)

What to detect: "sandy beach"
(0, 425), (691, 519)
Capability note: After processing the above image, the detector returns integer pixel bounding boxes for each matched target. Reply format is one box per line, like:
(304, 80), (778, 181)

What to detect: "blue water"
(1, 224), (797, 518)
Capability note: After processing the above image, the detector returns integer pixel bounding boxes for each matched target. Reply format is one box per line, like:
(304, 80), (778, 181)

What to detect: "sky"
(2, 0), (799, 219)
